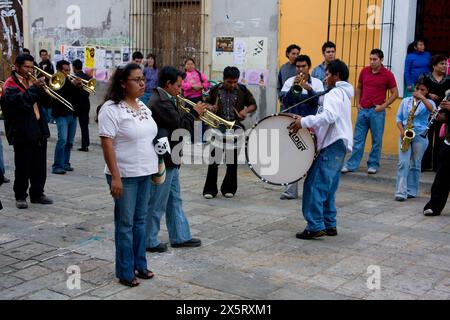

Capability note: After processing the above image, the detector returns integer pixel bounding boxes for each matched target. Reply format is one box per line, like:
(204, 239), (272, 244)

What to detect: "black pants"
(78, 109), (90, 149)
(203, 142), (239, 196)
(13, 140), (48, 201)
(422, 122), (443, 171)
(424, 143), (450, 215)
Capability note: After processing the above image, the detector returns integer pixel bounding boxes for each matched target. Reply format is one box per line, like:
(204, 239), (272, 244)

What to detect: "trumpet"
(27, 72), (74, 112)
(33, 66), (66, 91)
(68, 74), (96, 94)
(176, 95), (235, 129)
(292, 72), (307, 94)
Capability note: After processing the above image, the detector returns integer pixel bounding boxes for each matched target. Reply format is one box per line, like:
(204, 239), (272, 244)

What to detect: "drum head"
(245, 114), (316, 185)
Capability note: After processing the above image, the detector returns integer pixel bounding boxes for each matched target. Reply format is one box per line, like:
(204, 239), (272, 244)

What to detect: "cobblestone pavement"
(0, 124), (450, 300)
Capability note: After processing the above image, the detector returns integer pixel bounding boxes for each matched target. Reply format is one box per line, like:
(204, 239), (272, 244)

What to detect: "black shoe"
(52, 168), (66, 175)
(30, 195), (53, 205)
(296, 229), (326, 240)
(16, 200), (28, 209)
(78, 147), (89, 152)
(3, 176), (10, 183)
(64, 166), (74, 172)
(171, 238), (202, 248)
(146, 243), (168, 253)
(326, 227), (338, 236)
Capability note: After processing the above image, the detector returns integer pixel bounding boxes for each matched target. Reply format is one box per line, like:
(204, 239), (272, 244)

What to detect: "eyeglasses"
(296, 65), (307, 68)
(128, 77), (146, 84)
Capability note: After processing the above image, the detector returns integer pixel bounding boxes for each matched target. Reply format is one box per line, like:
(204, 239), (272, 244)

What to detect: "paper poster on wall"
(34, 38), (55, 61)
(246, 37), (268, 69)
(233, 38), (247, 65)
(245, 69), (269, 86)
(105, 50), (113, 69)
(64, 46), (85, 64)
(122, 48), (131, 64)
(85, 47), (96, 69)
(216, 37), (234, 52)
(94, 49), (106, 69)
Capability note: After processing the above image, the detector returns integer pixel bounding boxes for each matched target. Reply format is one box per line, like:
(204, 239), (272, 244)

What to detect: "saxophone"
(401, 98), (418, 152)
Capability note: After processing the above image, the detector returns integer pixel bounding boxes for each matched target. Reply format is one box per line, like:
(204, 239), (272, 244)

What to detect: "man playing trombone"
(72, 59), (92, 152)
(51, 60), (83, 175)
(0, 54), (53, 209)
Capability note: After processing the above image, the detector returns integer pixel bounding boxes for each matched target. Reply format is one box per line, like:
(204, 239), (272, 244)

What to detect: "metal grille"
(327, 0), (396, 97)
(130, 0), (206, 71)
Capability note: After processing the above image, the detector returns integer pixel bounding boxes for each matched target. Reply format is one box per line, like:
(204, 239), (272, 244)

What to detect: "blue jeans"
(53, 115), (77, 171)
(346, 108), (386, 171)
(0, 137), (5, 175)
(146, 167), (192, 248)
(106, 175), (151, 282)
(140, 92), (153, 106)
(302, 140), (347, 232)
(395, 134), (428, 199)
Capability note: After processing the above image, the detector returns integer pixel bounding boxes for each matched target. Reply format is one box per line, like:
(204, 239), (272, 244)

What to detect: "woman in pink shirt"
(181, 58), (210, 103)
(181, 58), (210, 143)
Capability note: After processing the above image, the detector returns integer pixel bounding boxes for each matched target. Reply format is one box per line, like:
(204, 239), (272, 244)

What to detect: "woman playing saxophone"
(395, 78), (436, 202)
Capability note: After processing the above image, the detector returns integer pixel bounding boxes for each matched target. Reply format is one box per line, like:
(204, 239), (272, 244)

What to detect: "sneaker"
(296, 229), (326, 240)
(326, 227), (338, 236)
(30, 195), (53, 205)
(146, 243), (168, 253)
(423, 209), (440, 216)
(52, 168), (66, 175)
(280, 193), (296, 200)
(171, 238), (202, 248)
(407, 195), (416, 199)
(203, 194), (214, 200)
(341, 166), (350, 173)
(395, 196), (406, 202)
(367, 168), (377, 174)
(224, 193), (234, 198)
(3, 176), (10, 183)
(16, 200), (28, 209)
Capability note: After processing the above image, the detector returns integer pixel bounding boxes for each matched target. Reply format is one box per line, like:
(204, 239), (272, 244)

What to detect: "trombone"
(27, 72), (74, 112)
(68, 74), (96, 94)
(177, 95), (235, 129)
(33, 66), (66, 91)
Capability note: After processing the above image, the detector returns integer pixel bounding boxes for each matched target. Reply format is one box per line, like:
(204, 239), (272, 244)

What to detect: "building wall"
(24, 0), (130, 109)
(279, 0), (416, 155)
(210, 0), (279, 124)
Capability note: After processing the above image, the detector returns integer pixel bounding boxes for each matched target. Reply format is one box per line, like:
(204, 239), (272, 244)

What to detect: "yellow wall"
(279, 0), (401, 155)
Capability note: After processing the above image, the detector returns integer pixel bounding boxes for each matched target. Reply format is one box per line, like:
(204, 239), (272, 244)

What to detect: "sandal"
(135, 269), (155, 280)
(119, 277), (140, 287)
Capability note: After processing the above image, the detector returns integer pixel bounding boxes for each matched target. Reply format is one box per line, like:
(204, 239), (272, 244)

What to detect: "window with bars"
(129, 0), (207, 71)
(327, 0), (396, 93)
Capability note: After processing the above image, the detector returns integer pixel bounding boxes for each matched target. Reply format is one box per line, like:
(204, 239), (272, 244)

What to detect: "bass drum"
(245, 113), (316, 186)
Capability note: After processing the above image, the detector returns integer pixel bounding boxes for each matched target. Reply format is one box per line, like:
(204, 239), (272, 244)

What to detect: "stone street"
(1, 124), (450, 300)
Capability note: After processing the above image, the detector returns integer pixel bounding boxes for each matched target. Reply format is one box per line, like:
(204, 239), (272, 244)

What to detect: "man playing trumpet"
(1, 54), (53, 209)
(279, 55), (324, 200)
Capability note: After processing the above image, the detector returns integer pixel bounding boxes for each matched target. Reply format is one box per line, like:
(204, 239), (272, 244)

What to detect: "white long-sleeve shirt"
(301, 81), (354, 152)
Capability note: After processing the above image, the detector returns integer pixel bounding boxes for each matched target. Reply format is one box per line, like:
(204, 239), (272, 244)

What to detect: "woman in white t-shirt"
(98, 63), (158, 287)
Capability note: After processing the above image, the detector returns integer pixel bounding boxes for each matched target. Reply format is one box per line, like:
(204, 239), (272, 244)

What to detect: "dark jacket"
(38, 60), (55, 76)
(74, 71), (91, 113)
(148, 87), (199, 168)
(205, 83), (257, 117)
(51, 78), (81, 118)
(1, 72), (50, 145)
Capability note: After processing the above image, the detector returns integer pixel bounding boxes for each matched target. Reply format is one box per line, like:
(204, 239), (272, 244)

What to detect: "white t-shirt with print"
(98, 100), (159, 178)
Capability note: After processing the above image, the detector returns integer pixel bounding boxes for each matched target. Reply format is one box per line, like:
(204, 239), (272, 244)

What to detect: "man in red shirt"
(342, 49), (398, 174)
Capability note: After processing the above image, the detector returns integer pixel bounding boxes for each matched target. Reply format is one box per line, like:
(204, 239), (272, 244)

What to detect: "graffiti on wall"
(0, 0), (23, 59)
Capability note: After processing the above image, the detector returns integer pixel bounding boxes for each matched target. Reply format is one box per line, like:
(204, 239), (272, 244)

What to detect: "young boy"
(288, 60), (354, 239)
(423, 95), (450, 216)
(395, 79), (435, 201)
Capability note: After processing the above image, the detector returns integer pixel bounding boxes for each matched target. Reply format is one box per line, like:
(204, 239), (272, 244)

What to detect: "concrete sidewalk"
(1, 121), (448, 300)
